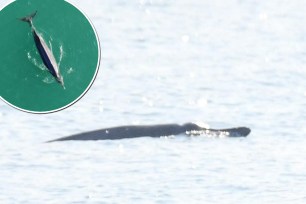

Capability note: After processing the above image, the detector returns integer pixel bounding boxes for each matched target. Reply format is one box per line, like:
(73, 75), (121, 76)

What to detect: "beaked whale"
(47, 123), (251, 142)
(20, 11), (65, 88)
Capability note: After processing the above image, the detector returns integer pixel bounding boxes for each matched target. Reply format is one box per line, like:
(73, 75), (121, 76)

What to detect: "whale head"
(56, 75), (65, 89)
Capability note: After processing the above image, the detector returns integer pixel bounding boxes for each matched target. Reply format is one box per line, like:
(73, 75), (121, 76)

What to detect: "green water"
(0, 0), (100, 113)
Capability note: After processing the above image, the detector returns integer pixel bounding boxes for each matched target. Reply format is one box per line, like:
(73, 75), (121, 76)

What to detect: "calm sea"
(1, 0), (306, 203)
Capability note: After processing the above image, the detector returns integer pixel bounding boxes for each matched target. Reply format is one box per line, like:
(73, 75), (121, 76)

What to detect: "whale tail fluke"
(20, 11), (37, 26)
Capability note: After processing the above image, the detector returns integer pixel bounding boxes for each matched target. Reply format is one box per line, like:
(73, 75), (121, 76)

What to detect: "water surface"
(1, 0), (306, 203)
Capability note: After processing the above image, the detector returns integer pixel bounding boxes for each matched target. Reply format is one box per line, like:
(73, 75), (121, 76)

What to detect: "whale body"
(20, 11), (64, 88)
(48, 123), (251, 142)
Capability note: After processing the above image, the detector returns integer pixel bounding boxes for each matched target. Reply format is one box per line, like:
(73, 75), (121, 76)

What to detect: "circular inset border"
(0, 0), (101, 114)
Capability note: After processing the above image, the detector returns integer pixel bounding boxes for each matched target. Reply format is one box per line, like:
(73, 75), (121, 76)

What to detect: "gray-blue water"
(1, 0), (306, 203)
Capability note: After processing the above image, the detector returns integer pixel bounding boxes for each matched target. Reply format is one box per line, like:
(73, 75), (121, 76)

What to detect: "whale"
(47, 123), (251, 142)
(20, 11), (65, 88)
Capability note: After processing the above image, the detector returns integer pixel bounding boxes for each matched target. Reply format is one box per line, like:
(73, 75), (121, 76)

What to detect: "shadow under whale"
(48, 123), (251, 142)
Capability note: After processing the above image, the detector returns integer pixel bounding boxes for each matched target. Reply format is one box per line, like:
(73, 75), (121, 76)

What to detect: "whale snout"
(56, 76), (65, 89)
(234, 127), (251, 137)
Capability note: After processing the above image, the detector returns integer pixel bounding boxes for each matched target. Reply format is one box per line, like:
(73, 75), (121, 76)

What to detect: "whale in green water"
(20, 11), (65, 88)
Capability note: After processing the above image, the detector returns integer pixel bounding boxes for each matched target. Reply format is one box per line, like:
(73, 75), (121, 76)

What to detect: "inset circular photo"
(0, 0), (100, 113)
